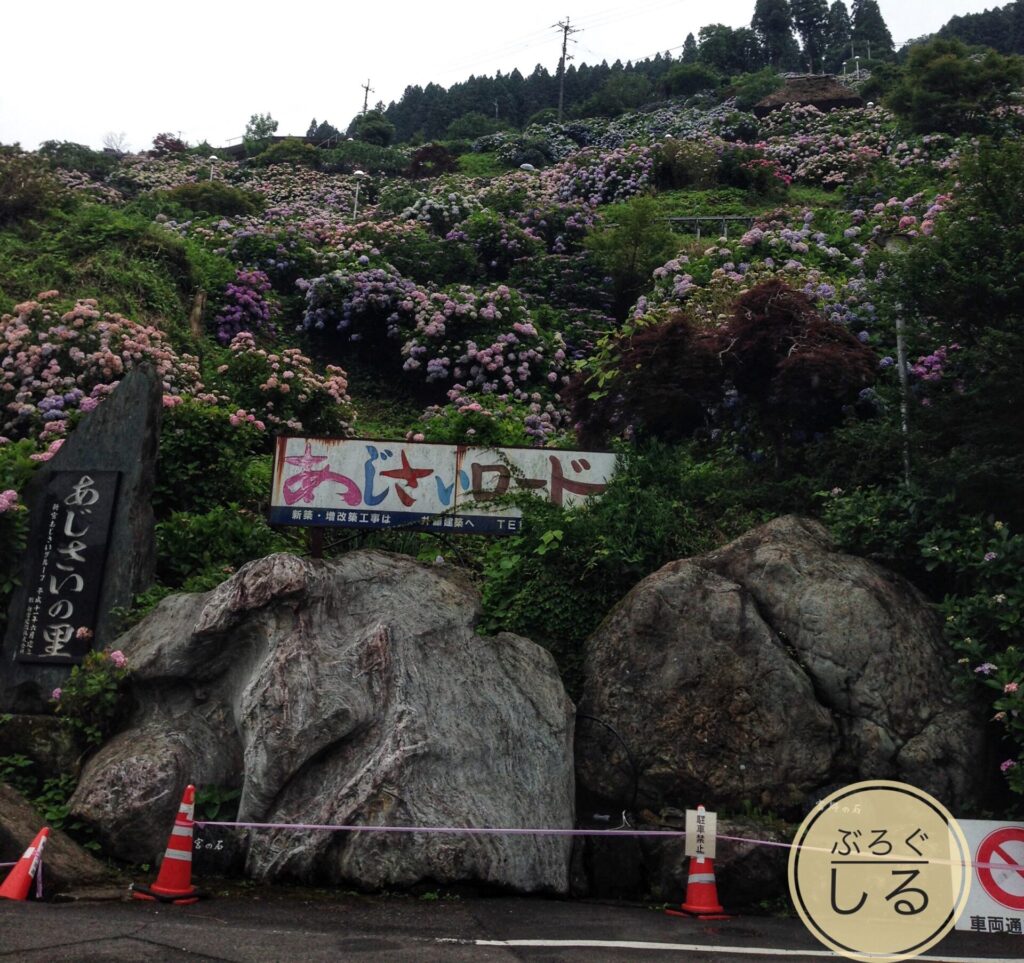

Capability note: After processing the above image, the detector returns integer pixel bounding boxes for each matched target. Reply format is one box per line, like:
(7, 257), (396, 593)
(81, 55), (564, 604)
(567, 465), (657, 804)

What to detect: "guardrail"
(664, 216), (758, 239)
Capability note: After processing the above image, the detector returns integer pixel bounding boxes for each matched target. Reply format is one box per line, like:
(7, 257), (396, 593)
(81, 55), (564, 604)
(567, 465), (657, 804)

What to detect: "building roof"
(753, 74), (864, 117)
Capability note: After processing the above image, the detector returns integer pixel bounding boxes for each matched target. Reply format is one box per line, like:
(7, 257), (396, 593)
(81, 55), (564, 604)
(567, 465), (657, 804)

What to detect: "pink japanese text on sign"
(269, 438), (617, 535)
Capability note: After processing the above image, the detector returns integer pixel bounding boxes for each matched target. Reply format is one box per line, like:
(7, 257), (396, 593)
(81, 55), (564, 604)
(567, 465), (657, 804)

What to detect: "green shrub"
(155, 505), (297, 588)
(252, 138), (320, 169)
(319, 141), (408, 176)
(653, 140), (718, 190)
(457, 152), (504, 178)
(583, 196), (678, 318)
(37, 140), (119, 181)
(479, 443), (778, 697)
(347, 110), (396, 147)
(52, 650), (130, 747)
(0, 147), (67, 227)
(461, 208), (544, 280)
(445, 112), (503, 140)
(154, 401), (269, 516)
(664, 63), (723, 97)
(731, 67), (784, 111)
(886, 38), (1024, 135)
(379, 224), (479, 285)
(157, 180), (263, 217)
(0, 203), (220, 321)
(418, 398), (558, 448)
(0, 440), (36, 640)
(717, 145), (790, 197)
(920, 517), (1024, 797)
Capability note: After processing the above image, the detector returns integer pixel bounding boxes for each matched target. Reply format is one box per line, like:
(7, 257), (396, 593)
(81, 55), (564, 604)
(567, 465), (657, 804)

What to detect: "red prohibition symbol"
(976, 827), (1024, 911)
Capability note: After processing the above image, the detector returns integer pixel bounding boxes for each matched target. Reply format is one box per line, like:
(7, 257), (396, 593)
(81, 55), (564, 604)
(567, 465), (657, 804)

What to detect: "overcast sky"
(0, 0), (1003, 151)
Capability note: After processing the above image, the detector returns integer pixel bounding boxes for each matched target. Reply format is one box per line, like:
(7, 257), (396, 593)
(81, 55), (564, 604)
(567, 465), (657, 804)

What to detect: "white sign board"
(956, 818), (1024, 936)
(269, 438), (617, 535)
(685, 807), (717, 860)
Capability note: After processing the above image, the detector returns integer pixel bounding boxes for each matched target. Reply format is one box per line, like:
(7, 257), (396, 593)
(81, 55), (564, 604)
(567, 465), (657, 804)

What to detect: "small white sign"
(956, 818), (1024, 936)
(685, 806), (717, 859)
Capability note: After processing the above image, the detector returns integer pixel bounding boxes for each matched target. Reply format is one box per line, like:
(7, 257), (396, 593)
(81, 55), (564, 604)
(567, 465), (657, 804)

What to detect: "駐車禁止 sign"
(270, 438), (617, 535)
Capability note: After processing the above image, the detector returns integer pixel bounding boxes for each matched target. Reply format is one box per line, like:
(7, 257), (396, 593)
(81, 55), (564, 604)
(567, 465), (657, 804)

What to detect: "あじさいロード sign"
(270, 438), (617, 535)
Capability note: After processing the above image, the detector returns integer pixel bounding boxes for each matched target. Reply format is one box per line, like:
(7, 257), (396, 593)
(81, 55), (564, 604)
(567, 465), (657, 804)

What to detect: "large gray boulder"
(577, 515), (985, 819)
(69, 551), (575, 894)
(575, 560), (838, 816)
(0, 784), (120, 896)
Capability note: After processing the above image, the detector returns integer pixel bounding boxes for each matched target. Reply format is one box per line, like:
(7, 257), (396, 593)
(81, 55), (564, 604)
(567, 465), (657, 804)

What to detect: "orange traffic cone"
(666, 854), (731, 920)
(0, 828), (49, 901)
(132, 785), (203, 905)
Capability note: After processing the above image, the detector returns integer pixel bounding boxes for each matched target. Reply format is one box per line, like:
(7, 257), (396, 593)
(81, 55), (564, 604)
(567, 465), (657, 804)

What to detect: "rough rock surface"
(69, 552), (575, 894)
(574, 515), (986, 902)
(0, 715), (84, 781)
(577, 515), (985, 818)
(576, 560), (838, 816)
(0, 784), (119, 896)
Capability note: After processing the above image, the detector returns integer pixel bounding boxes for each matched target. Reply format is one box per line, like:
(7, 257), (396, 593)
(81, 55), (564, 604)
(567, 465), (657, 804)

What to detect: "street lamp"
(352, 169), (368, 219)
(209, 154), (218, 181)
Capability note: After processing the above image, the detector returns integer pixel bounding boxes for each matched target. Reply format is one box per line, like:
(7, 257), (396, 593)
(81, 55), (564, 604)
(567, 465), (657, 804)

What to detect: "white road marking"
(447, 939), (1018, 962)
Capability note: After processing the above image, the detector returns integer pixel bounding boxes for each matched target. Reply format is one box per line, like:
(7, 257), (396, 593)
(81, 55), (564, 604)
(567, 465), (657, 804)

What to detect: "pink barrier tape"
(0, 859), (44, 897)
(194, 821), (684, 838)
(193, 821), (1024, 871)
(718, 833), (793, 850)
(720, 833), (1022, 870)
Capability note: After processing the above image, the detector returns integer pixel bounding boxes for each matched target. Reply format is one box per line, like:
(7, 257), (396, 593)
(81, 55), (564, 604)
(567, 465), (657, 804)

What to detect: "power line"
(428, 0), (685, 84)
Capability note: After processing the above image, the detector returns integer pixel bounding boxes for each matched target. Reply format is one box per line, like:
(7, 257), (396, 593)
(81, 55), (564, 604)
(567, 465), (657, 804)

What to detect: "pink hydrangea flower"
(29, 439), (65, 462)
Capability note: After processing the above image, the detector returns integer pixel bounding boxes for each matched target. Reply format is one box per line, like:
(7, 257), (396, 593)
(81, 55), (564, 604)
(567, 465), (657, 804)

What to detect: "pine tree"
(790, 0), (830, 72)
(683, 32), (699, 63)
(699, 23), (766, 74)
(752, 0), (800, 69)
(851, 0), (894, 59)
(824, 1), (853, 73)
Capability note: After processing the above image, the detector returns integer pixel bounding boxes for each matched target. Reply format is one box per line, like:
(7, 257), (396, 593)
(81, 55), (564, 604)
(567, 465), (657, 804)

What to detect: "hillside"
(2, 61), (1024, 812)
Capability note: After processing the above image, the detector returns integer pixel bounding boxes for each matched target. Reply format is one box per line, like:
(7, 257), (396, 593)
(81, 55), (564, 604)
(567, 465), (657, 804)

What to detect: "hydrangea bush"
(0, 292), (205, 440)
(214, 269), (278, 343)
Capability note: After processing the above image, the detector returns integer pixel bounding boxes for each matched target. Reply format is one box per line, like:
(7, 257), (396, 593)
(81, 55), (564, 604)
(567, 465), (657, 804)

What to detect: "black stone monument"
(1, 365), (162, 711)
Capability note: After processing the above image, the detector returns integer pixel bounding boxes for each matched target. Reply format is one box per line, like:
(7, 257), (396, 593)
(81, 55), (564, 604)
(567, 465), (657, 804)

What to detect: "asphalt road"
(0, 887), (1020, 963)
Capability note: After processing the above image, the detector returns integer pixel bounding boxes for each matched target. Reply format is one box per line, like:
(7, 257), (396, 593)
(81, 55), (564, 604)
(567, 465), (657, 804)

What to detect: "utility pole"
(494, 99), (500, 121)
(894, 305), (912, 487)
(361, 79), (374, 114)
(552, 16), (580, 122)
